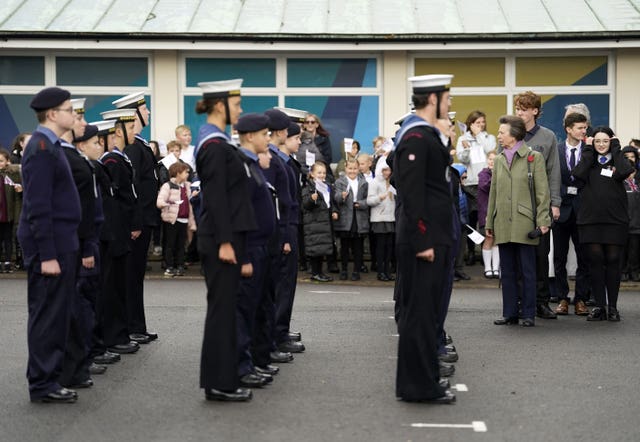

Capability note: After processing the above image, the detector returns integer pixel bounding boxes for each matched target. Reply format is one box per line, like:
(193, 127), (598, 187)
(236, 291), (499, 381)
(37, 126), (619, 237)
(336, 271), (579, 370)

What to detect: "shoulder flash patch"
(418, 219), (426, 234)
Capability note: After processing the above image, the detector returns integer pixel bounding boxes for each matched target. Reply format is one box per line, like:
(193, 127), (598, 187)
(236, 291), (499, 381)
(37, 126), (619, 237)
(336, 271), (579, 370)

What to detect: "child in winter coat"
(0, 149), (22, 273)
(301, 161), (337, 282)
(333, 159), (369, 281)
(156, 162), (196, 277)
(477, 150), (499, 278)
(366, 158), (396, 281)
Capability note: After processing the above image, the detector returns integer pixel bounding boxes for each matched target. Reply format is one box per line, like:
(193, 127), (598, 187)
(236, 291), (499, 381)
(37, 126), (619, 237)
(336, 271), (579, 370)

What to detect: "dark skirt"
(371, 221), (395, 234)
(579, 223), (628, 245)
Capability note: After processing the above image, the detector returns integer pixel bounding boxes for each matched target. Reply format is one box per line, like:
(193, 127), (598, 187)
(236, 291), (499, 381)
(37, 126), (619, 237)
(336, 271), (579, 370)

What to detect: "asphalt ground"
(1, 275), (639, 442)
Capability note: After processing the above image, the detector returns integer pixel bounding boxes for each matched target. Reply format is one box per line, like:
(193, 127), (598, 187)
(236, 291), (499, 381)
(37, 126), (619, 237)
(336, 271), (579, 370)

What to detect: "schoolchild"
(477, 150), (500, 278)
(0, 149), (22, 273)
(333, 158), (369, 281)
(366, 157), (396, 281)
(302, 161), (336, 282)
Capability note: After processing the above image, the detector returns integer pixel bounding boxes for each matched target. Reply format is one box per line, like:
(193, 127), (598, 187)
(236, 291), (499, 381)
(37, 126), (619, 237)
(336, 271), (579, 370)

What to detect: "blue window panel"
(538, 94), (609, 142)
(285, 96), (379, 159)
(0, 94), (34, 149)
(0, 56), (45, 85)
(186, 58), (276, 88)
(574, 63), (607, 86)
(83, 95), (151, 141)
(287, 59), (377, 88)
(56, 57), (148, 87)
(184, 96), (279, 140)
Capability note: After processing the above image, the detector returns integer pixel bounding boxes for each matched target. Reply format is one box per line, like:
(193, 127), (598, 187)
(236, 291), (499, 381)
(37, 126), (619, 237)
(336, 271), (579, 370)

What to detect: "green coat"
(485, 143), (551, 246)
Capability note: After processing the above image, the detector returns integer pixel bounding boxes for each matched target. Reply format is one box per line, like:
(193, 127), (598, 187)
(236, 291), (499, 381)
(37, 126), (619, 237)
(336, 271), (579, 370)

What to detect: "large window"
(182, 55), (381, 159)
(414, 54), (612, 142)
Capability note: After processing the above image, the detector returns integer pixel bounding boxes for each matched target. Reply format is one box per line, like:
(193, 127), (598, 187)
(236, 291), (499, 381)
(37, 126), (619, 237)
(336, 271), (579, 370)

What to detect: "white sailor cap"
(112, 92), (146, 109)
(70, 98), (86, 114)
(100, 108), (137, 122)
(409, 74), (454, 95)
(198, 79), (243, 99)
(394, 111), (415, 126)
(274, 106), (308, 124)
(90, 119), (117, 134)
(448, 111), (457, 121)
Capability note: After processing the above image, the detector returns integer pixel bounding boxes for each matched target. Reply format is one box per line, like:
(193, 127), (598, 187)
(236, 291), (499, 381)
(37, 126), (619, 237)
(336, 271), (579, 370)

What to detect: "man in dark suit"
(553, 112), (591, 316)
(112, 92), (159, 344)
(19, 87), (82, 403)
(393, 74), (456, 404)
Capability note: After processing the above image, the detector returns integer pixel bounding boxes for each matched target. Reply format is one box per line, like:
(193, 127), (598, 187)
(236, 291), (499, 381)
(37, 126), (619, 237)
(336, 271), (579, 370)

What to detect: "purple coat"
(477, 167), (492, 228)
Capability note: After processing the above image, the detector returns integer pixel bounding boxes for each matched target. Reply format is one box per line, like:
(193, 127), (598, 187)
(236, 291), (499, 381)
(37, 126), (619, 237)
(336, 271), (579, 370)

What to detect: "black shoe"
(454, 270), (471, 281)
(320, 273), (334, 282)
(288, 331), (301, 342)
(445, 334), (453, 345)
(175, 266), (185, 276)
(311, 273), (331, 282)
(386, 273), (396, 281)
(439, 361), (455, 377)
(439, 378), (451, 389)
(608, 307), (621, 322)
(144, 331), (159, 341)
(439, 352), (459, 363)
(67, 378), (93, 389)
(351, 272), (360, 281)
(89, 363), (108, 375)
(239, 373), (268, 388)
(536, 303), (557, 319)
(360, 265), (369, 273)
(425, 390), (456, 404)
(253, 370), (273, 383)
(621, 273), (629, 282)
(587, 307), (608, 321)
(205, 388), (252, 402)
(377, 272), (390, 281)
(521, 318), (535, 327)
(255, 364), (280, 376)
(339, 271), (348, 280)
(129, 333), (152, 344)
(32, 387), (78, 404)
(585, 297), (596, 306)
(444, 344), (456, 353)
(549, 296), (559, 303)
(494, 317), (519, 325)
(93, 351), (121, 364)
(278, 341), (305, 353)
(270, 351), (294, 363)
(108, 342), (140, 354)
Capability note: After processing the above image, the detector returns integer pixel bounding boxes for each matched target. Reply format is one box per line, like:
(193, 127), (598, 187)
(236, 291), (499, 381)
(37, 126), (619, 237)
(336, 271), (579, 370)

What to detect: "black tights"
(375, 232), (393, 275)
(587, 243), (623, 309)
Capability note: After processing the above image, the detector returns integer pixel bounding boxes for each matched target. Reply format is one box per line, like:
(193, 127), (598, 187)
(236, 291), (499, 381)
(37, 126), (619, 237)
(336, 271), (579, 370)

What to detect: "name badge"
(601, 168), (613, 178)
(567, 186), (578, 195)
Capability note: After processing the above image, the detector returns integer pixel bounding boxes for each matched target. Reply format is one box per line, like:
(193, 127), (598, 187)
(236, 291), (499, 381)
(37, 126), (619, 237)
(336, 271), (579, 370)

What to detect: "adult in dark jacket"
(572, 127), (634, 321)
(303, 114), (333, 181)
(622, 146), (640, 281)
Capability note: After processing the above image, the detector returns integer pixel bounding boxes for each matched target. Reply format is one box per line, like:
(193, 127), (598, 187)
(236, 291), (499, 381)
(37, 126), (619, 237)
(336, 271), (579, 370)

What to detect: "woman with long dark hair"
(303, 114), (333, 178)
(571, 126), (634, 321)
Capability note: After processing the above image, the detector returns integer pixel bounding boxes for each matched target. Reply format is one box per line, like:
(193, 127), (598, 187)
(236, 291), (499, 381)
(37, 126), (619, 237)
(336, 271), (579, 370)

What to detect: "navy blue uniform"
(124, 135), (159, 335)
(196, 125), (256, 392)
(18, 127), (81, 400)
(236, 148), (277, 377)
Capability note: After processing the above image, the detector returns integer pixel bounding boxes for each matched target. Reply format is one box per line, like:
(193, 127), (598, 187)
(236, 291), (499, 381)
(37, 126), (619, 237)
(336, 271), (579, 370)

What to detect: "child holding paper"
(366, 158), (395, 281)
(0, 149), (22, 273)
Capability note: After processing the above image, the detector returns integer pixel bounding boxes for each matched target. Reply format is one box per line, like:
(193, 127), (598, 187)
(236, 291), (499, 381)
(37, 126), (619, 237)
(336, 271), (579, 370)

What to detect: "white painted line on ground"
(307, 290), (360, 294)
(389, 334), (399, 337)
(410, 421), (487, 432)
(380, 300), (395, 303)
(452, 384), (468, 392)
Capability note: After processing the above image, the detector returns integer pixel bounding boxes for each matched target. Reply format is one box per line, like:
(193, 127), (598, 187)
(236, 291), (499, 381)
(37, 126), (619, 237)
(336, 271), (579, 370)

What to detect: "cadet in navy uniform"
(99, 109), (141, 355)
(233, 113), (278, 389)
(19, 87), (82, 403)
(194, 79), (256, 402)
(112, 92), (159, 344)
(393, 75), (456, 404)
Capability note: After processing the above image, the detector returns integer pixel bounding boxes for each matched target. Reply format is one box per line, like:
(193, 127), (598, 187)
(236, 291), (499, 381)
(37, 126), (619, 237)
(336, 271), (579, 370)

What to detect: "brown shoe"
(574, 300), (589, 316)
(555, 299), (569, 315)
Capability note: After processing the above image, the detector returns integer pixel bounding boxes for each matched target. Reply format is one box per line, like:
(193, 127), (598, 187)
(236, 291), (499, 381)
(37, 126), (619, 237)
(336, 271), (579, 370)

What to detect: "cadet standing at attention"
(19, 87), (82, 403)
(393, 75), (456, 404)
(194, 79), (257, 402)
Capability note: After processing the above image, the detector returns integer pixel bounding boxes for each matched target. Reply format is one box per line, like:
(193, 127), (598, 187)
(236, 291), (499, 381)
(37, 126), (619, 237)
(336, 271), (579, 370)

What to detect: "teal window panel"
(287, 59), (377, 88)
(0, 56), (45, 85)
(56, 57), (148, 87)
(0, 94), (35, 148)
(83, 95), (151, 141)
(186, 58), (276, 88)
(285, 96), (379, 159)
(184, 95), (279, 139)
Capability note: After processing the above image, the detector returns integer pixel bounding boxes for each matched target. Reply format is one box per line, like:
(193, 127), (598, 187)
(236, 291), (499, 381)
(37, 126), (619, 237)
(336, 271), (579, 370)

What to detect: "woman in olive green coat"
(485, 115), (551, 326)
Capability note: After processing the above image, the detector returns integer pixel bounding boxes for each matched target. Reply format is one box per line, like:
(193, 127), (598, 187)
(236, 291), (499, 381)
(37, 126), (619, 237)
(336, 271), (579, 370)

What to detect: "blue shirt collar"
(240, 147), (258, 162)
(36, 125), (60, 145)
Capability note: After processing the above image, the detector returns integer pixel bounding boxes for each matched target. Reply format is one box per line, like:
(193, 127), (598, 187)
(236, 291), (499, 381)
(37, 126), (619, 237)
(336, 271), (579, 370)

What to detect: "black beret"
(287, 122), (301, 137)
(30, 87), (71, 112)
(235, 113), (270, 134)
(73, 125), (99, 143)
(264, 109), (290, 131)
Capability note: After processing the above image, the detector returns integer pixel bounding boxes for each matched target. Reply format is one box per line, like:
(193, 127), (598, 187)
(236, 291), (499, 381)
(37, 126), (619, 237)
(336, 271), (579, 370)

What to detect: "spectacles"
(594, 139), (610, 145)
(304, 120), (317, 125)
(54, 107), (74, 114)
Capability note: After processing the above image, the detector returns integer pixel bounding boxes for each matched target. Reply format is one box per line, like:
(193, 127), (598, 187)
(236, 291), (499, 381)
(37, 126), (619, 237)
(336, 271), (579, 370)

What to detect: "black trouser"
(101, 246), (130, 347)
(0, 221), (13, 263)
(623, 233), (640, 277)
(587, 243), (623, 309)
(375, 232), (393, 275)
(339, 235), (363, 273)
(553, 214), (590, 302)
(163, 221), (187, 269)
(274, 228), (299, 345)
(535, 231), (552, 305)
(454, 226), (466, 273)
(126, 225), (152, 334)
(310, 256), (325, 275)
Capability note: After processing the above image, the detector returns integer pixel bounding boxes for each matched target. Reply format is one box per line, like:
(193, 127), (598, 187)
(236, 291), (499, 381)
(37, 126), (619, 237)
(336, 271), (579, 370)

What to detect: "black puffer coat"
(301, 180), (334, 257)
